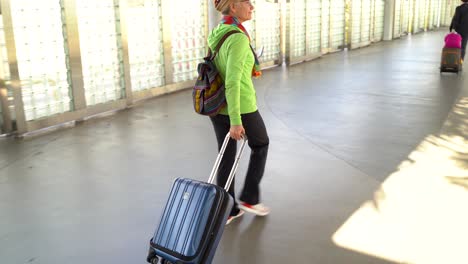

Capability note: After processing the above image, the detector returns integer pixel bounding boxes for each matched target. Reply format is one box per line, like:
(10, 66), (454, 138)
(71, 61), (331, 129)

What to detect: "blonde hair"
(221, 5), (232, 15)
(215, 0), (242, 14)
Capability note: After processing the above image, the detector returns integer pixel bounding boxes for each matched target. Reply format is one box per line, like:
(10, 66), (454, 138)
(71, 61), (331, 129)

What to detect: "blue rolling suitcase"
(147, 133), (247, 264)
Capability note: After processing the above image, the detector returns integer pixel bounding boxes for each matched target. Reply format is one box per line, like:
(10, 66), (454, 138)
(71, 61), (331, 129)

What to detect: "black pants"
(210, 111), (269, 216)
(462, 36), (468, 60)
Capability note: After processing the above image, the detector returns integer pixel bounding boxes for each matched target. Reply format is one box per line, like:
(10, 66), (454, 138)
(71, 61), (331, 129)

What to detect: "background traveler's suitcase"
(147, 133), (247, 264)
(440, 47), (462, 73)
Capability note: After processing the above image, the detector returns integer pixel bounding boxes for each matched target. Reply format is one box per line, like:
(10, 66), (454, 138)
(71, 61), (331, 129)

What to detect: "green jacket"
(207, 24), (257, 125)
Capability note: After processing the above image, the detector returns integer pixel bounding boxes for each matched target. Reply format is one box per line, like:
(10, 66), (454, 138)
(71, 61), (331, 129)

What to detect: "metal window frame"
(0, 16), (12, 133)
(0, 0), (26, 134)
(0, 80), (12, 134)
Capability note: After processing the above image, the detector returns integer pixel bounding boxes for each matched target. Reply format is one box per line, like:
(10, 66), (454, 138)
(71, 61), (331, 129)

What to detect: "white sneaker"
(238, 202), (270, 216)
(226, 210), (244, 225)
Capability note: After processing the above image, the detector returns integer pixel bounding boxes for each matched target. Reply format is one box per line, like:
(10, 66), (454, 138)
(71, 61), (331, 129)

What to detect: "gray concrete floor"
(1, 29), (467, 264)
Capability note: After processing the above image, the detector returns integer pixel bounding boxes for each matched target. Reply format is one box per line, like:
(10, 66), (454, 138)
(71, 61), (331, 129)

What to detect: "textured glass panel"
(170, 0), (207, 83)
(351, 0), (362, 45)
(0, 19), (9, 81)
(243, 21), (256, 49)
(393, 0), (402, 37)
(412, 0), (419, 32)
(330, 0), (345, 49)
(322, 0), (331, 49)
(431, 0), (440, 27)
(255, 0), (280, 63)
(419, 0), (426, 30)
(76, 0), (124, 106)
(444, 0), (456, 26)
(127, 0), (164, 92)
(290, 0), (306, 57)
(373, 0), (385, 41)
(440, 0), (449, 26)
(433, 0), (436, 26)
(361, 0), (371, 42)
(10, 0), (72, 121)
(401, 0), (410, 34)
(427, 0), (433, 28)
(308, 0), (321, 54)
(446, 0), (456, 26)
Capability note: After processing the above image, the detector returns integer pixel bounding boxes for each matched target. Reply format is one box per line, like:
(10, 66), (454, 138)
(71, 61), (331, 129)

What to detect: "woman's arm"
(451, 7), (460, 32)
(224, 34), (251, 126)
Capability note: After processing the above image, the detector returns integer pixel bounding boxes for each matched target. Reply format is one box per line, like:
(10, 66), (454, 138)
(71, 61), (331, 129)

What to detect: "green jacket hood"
(207, 24), (244, 52)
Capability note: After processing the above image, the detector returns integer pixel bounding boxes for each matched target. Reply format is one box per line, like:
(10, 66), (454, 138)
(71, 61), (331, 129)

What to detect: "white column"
(383, 0), (395, 40)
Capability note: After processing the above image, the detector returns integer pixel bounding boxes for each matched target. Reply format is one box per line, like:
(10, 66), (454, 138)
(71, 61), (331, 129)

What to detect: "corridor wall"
(350, 0), (373, 49)
(247, 0), (282, 68)
(372, 0), (385, 42)
(286, 0), (347, 64)
(0, 0), (210, 134)
(0, 0), (459, 135)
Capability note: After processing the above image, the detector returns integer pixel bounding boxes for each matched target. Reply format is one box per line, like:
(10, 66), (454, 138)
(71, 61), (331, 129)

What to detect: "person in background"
(450, 0), (468, 63)
(208, 0), (270, 225)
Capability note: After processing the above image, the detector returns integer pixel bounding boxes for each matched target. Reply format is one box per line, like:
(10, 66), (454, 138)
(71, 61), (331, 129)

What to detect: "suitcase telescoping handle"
(207, 133), (247, 191)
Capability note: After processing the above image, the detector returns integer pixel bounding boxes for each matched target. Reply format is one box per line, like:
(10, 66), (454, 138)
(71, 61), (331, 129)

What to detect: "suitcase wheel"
(147, 245), (158, 263)
(148, 257), (158, 264)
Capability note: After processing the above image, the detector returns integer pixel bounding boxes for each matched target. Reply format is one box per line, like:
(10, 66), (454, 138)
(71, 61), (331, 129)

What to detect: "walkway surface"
(1, 29), (467, 264)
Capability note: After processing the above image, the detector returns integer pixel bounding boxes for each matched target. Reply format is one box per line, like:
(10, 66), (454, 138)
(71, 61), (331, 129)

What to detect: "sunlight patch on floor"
(333, 99), (468, 264)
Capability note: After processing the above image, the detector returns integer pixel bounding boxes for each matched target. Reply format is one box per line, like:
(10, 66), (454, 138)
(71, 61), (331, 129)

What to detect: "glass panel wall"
(9, 0), (72, 121)
(440, 0), (448, 26)
(169, 0), (208, 83)
(286, 0), (339, 63)
(76, 0), (125, 106)
(289, 0), (307, 58)
(372, 0), (385, 42)
(393, 0), (402, 38)
(350, 0), (372, 48)
(401, 0), (411, 35)
(350, 0), (362, 47)
(0, 15), (11, 133)
(361, 0), (372, 44)
(253, 0), (281, 64)
(418, 0), (427, 30)
(0, 0), (455, 134)
(308, 0), (322, 54)
(322, 0), (331, 50)
(126, 0), (165, 92)
(443, 0), (457, 26)
(330, 0), (346, 51)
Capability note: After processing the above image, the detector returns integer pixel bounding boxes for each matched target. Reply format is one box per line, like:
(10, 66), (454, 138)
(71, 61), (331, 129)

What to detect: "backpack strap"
(207, 30), (242, 60)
